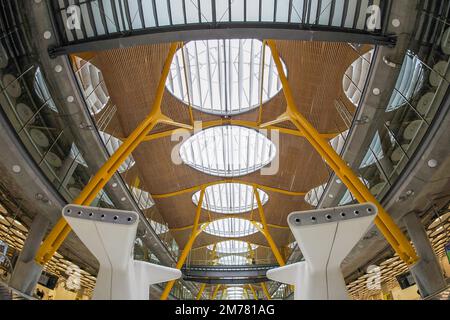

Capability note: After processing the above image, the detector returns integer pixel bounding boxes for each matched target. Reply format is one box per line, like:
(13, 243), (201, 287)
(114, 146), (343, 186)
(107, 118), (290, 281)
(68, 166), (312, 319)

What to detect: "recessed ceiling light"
(120, 197), (126, 202)
(43, 31), (52, 40)
(12, 165), (21, 173)
(391, 19), (401, 28)
(336, 179), (342, 184)
(427, 159), (438, 168)
(112, 183), (118, 188)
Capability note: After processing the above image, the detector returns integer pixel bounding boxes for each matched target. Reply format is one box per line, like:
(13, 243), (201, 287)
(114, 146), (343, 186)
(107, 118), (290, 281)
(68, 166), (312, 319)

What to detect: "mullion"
(123, 0), (133, 30)
(288, 0), (293, 23)
(109, 0), (121, 33)
(259, 0), (262, 22)
(182, 0), (187, 24)
(328, 0), (336, 26)
(152, 0), (159, 27)
(86, 0), (98, 36)
(315, 0), (322, 24)
(302, 0), (308, 24)
(306, 0), (312, 24)
(341, 0), (349, 28)
(98, 0), (110, 34)
(212, 0), (217, 23)
(197, 0), (202, 23)
(167, 0), (173, 26)
(352, 0), (362, 29)
(244, 0), (247, 22)
(116, 0), (128, 31)
(274, 0), (278, 22)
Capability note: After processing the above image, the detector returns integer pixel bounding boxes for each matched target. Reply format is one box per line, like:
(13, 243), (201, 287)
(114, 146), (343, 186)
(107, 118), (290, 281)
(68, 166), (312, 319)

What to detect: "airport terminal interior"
(0, 0), (449, 301)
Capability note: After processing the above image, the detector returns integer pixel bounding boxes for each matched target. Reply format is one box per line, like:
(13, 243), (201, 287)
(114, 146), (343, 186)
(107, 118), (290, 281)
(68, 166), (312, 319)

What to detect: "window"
(192, 183), (268, 214)
(180, 125), (276, 177)
(166, 39), (287, 115)
(203, 218), (262, 238)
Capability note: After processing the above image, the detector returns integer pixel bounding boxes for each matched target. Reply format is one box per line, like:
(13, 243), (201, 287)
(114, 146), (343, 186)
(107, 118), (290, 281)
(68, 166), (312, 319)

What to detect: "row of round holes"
(294, 207), (373, 224)
(66, 209), (133, 222)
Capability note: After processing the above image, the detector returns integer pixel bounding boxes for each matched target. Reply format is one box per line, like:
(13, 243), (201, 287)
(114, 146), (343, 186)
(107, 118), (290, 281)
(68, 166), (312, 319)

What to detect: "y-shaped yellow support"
(266, 40), (418, 265)
(35, 42), (183, 266)
(160, 188), (206, 300)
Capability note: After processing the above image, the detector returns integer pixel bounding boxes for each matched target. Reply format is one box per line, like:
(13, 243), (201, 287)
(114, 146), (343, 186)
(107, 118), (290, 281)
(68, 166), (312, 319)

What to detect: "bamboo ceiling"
(78, 40), (370, 263)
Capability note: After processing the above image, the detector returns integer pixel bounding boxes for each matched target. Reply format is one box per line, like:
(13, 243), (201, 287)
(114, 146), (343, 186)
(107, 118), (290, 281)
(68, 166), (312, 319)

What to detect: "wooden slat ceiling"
(82, 40), (370, 263)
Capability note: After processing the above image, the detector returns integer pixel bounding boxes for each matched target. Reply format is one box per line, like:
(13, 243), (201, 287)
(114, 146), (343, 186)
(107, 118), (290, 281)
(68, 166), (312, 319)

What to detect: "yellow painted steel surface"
(266, 40), (418, 265)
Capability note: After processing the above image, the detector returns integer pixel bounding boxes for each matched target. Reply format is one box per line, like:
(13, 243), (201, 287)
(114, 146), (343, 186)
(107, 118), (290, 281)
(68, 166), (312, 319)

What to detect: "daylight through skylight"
(203, 218), (261, 238)
(207, 240), (258, 254)
(217, 255), (250, 266)
(192, 183), (268, 214)
(180, 126), (276, 177)
(166, 39), (287, 115)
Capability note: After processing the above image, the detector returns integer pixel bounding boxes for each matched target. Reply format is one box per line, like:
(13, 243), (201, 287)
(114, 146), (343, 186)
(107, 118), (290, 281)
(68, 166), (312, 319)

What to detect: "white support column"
(63, 204), (181, 300)
(267, 203), (377, 300)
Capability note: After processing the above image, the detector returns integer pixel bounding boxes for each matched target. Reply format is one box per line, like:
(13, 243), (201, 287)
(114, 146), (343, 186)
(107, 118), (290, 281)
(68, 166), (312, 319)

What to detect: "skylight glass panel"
(74, 58), (110, 115)
(149, 220), (169, 235)
(180, 125), (277, 177)
(130, 186), (155, 210)
(166, 39), (287, 116)
(203, 218), (261, 238)
(305, 183), (328, 207)
(98, 131), (135, 173)
(192, 183), (268, 214)
(386, 53), (424, 112)
(359, 131), (384, 169)
(207, 240), (258, 254)
(217, 255), (250, 266)
(343, 50), (374, 107)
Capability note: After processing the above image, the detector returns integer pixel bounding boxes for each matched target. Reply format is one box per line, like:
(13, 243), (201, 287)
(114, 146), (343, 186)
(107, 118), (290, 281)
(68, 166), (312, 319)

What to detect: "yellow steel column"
(160, 188), (206, 300)
(34, 42), (180, 266)
(261, 283), (272, 300)
(266, 40), (418, 265)
(212, 285), (222, 300)
(248, 284), (258, 300)
(196, 283), (207, 300)
(253, 187), (286, 266)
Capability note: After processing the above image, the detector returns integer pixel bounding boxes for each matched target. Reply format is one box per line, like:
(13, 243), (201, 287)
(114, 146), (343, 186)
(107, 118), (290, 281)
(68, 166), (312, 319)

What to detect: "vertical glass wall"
(337, 3), (450, 205)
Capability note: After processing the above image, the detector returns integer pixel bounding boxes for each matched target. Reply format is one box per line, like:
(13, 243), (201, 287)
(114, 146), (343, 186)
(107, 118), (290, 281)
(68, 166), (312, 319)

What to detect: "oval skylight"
(98, 131), (135, 173)
(130, 186), (155, 210)
(166, 39), (287, 115)
(180, 125), (276, 177)
(75, 57), (110, 115)
(192, 183), (268, 214)
(305, 183), (328, 207)
(217, 255), (250, 266)
(203, 218), (261, 238)
(343, 49), (374, 107)
(207, 240), (258, 254)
